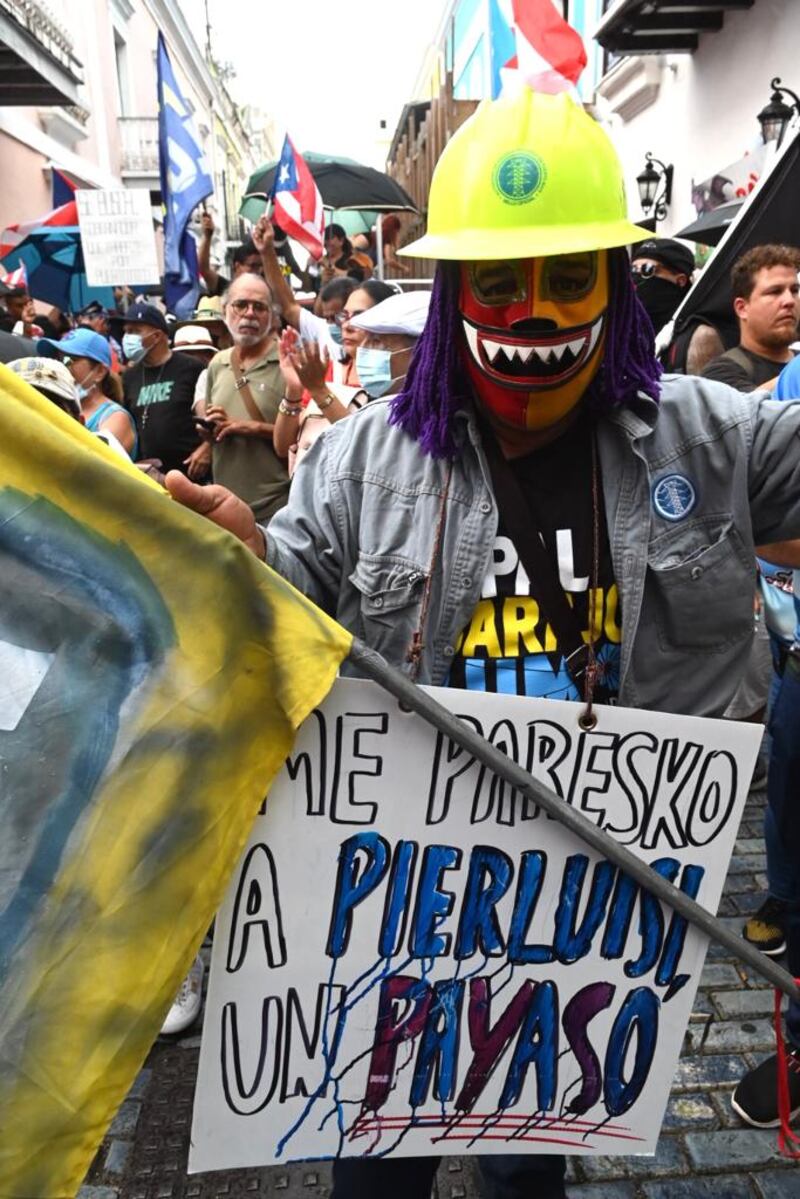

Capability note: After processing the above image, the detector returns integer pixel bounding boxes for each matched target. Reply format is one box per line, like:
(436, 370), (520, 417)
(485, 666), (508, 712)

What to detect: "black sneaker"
(742, 895), (787, 956)
(731, 1049), (800, 1127)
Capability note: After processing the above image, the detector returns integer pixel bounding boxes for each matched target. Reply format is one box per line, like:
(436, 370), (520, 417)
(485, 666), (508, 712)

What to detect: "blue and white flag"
(157, 34), (213, 316)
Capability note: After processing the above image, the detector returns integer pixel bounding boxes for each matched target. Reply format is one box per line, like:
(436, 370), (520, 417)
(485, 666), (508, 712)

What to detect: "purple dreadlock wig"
(389, 248), (662, 459)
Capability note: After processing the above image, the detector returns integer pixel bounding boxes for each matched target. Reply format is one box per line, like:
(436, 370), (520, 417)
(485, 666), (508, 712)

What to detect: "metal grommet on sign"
(578, 709), (598, 732)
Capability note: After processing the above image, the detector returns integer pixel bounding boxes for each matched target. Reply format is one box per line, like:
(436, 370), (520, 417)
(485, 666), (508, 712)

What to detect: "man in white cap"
(349, 289), (432, 401)
(275, 291), (432, 474)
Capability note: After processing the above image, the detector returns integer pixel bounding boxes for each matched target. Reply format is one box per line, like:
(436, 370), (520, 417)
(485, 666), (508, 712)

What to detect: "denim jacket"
(266, 375), (800, 717)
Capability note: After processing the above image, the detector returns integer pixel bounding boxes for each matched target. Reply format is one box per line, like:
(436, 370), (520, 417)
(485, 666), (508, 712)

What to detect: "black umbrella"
(241, 152), (417, 214)
(671, 126), (800, 349)
(675, 200), (744, 247)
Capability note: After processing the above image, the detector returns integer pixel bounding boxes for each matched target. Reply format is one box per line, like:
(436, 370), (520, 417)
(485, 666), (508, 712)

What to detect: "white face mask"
(74, 366), (99, 401)
(122, 332), (147, 363)
(355, 346), (394, 398)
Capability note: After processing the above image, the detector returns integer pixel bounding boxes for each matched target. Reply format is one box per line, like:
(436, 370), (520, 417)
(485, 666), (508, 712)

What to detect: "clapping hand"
(286, 334), (330, 394)
(278, 328), (304, 401)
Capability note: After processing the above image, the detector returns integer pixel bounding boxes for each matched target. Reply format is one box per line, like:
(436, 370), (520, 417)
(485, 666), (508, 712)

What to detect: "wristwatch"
(278, 398), (302, 417)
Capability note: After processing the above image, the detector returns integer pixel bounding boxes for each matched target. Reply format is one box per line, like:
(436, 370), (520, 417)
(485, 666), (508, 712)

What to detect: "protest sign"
(191, 678), (760, 1170)
(76, 188), (159, 286)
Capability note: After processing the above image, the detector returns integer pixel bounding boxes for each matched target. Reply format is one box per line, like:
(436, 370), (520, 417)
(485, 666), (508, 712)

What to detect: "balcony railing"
(0, 0), (82, 105)
(118, 116), (159, 176)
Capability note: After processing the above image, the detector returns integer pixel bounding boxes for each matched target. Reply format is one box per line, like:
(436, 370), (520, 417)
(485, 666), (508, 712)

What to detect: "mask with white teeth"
(459, 250), (608, 432)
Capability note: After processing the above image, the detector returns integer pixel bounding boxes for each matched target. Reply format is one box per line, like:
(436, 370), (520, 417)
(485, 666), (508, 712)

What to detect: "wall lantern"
(757, 78), (800, 147)
(636, 153), (674, 223)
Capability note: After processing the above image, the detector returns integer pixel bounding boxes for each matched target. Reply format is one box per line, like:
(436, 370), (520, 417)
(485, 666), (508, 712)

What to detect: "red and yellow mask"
(459, 251), (608, 432)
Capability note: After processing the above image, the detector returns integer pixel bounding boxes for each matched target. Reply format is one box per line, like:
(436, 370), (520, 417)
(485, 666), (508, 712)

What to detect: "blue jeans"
(331, 1153), (566, 1198)
(764, 659), (800, 1047)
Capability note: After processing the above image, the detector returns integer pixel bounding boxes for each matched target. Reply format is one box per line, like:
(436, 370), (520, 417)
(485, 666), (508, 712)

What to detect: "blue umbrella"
(1, 226), (116, 313)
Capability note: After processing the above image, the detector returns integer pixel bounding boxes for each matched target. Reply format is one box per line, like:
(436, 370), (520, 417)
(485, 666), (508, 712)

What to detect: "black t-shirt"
(123, 351), (203, 472)
(448, 415), (621, 703)
(701, 346), (788, 391)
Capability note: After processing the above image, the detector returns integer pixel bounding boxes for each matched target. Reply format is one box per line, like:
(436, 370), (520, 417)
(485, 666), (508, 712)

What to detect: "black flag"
(669, 125), (800, 359)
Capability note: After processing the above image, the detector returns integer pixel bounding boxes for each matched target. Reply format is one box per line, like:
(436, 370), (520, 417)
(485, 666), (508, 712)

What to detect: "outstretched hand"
(165, 472), (266, 560)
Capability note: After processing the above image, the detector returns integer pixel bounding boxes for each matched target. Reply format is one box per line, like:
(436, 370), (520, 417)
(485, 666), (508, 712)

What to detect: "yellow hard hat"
(400, 89), (651, 261)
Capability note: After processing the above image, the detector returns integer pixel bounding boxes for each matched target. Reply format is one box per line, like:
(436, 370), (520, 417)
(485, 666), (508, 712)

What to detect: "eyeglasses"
(334, 309), (366, 326)
(630, 262), (659, 279)
(228, 299), (270, 314)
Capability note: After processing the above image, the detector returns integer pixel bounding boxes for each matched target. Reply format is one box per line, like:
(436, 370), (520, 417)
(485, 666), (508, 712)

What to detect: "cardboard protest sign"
(191, 678), (760, 1170)
(76, 188), (159, 286)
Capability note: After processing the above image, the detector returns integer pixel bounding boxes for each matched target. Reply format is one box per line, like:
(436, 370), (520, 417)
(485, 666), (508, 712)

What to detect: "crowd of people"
(0, 212), (428, 517)
(4, 82), (800, 1198)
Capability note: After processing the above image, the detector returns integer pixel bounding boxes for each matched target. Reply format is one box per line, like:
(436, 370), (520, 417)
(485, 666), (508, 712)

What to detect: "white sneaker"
(160, 955), (204, 1036)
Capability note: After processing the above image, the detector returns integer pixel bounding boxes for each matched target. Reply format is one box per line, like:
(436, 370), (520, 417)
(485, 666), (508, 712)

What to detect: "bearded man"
(168, 89), (800, 1198)
(205, 273), (300, 523)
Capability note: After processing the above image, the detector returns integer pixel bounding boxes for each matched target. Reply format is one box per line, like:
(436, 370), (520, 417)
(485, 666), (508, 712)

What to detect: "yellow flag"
(0, 366), (351, 1197)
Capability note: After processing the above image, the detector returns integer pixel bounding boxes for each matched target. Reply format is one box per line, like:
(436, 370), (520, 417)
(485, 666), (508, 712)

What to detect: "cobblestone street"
(79, 789), (800, 1199)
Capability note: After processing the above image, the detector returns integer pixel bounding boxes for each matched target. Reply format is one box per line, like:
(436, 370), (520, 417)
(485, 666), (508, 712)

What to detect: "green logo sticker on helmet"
(492, 152), (547, 206)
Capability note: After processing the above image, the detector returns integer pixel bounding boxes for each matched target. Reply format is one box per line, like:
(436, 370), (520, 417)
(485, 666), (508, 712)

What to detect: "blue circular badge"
(652, 474), (697, 522)
(492, 152), (547, 205)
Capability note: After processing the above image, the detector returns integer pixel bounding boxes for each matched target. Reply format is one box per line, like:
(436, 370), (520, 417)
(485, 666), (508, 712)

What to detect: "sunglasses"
(630, 262), (659, 279)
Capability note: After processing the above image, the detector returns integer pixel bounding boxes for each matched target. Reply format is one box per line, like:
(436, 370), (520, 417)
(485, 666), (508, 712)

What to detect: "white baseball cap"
(6, 356), (81, 414)
(349, 290), (432, 339)
(173, 325), (216, 354)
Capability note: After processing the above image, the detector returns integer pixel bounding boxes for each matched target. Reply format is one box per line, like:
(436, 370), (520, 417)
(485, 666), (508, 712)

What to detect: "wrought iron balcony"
(118, 116), (159, 176)
(0, 0), (82, 105)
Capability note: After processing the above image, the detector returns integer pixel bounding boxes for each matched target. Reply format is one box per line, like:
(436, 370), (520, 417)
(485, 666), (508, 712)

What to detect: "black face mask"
(634, 275), (685, 335)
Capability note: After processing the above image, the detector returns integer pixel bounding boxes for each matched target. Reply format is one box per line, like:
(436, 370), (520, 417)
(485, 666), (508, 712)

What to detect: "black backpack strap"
(722, 346), (758, 382)
(480, 426), (592, 688)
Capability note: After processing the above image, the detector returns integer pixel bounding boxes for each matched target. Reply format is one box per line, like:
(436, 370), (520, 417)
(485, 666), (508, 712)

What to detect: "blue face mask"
(328, 323), (343, 347)
(122, 332), (147, 364)
(356, 346), (394, 398)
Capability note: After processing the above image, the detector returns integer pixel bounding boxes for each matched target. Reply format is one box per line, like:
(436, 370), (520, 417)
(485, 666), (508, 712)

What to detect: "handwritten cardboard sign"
(76, 189), (159, 287)
(191, 678), (760, 1170)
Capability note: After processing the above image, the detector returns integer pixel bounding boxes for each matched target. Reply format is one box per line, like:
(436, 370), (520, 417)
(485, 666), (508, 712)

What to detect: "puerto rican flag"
(0, 199), (78, 261)
(271, 135), (325, 260)
(52, 167), (78, 207)
(499, 0), (587, 96)
(1, 264), (28, 289)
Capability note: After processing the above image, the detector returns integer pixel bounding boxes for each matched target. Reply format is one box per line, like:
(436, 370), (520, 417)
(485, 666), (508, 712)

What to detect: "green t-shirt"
(205, 345), (289, 523)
